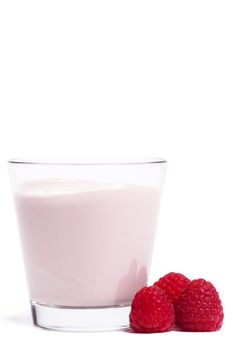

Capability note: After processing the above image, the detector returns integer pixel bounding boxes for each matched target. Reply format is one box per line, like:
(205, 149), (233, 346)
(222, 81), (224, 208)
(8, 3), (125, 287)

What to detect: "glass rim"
(8, 157), (167, 166)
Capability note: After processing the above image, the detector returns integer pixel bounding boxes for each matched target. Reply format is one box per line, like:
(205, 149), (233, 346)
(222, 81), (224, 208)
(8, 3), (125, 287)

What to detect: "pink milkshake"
(9, 158), (166, 331)
(14, 179), (161, 307)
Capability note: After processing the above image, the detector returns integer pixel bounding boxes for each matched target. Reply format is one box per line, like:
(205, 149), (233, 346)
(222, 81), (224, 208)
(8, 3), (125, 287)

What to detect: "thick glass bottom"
(31, 301), (130, 332)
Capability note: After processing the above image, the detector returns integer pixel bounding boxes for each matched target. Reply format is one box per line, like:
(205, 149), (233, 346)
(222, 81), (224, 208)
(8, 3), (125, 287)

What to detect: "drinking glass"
(8, 158), (167, 331)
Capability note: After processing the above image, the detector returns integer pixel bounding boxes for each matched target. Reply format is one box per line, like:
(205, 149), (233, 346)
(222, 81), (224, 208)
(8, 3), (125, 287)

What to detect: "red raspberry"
(154, 272), (190, 304)
(129, 286), (175, 333)
(175, 279), (224, 331)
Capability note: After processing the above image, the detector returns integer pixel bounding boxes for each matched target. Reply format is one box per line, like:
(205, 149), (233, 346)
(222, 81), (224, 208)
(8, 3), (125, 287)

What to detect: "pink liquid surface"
(14, 179), (161, 307)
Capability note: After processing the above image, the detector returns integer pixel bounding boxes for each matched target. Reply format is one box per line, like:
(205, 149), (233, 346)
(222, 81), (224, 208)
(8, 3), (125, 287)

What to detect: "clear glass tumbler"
(8, 158), (167, 331)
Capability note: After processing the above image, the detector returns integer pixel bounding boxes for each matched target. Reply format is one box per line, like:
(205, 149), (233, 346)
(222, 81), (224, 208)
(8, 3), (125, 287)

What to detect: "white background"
(0, 0), (232, 349)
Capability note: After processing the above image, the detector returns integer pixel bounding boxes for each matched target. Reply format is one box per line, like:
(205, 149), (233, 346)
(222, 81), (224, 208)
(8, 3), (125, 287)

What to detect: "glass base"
(31, 301), (130, 332)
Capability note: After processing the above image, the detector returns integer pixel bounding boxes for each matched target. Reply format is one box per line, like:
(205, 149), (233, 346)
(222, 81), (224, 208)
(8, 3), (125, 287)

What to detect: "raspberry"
(129, 286), (175, 333)
(154, 272), (190, 304)
(175, 278), (224, 331)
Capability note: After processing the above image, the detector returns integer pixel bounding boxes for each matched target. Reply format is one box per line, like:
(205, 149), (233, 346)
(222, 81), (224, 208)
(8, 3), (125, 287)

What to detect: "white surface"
(0, 0), (233, 348)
